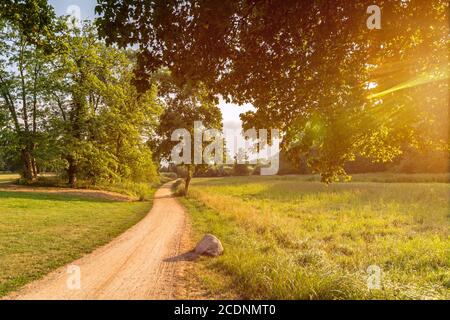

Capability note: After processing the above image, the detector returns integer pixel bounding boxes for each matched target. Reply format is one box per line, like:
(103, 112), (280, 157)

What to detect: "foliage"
(0, 2), (162, 188)
(151, 71), (223, 194)
(96, 0), (449, 182)
(46, 23), (161, 187)
(233, 163), (251, 176)
(0, 0), (58, 181)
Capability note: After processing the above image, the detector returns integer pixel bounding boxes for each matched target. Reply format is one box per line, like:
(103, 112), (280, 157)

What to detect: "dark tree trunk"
(21, 149), (36, 182)
(184, 165), (193, 195)
(67, 156), (78, 188)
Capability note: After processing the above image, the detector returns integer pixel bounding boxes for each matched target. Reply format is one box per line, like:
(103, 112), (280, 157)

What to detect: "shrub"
(172, 179), (186, 196)
(91, 180), (156, 201)
(233, 163), (251, 176)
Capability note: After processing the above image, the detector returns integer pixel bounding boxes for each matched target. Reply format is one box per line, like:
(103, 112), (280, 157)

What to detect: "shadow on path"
(164, 251), (199, 262)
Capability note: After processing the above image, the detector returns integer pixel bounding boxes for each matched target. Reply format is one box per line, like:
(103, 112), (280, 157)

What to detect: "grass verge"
(181, 174), (450, 300)
(0, 173), (19, 184)
(0, 190), (153, 297)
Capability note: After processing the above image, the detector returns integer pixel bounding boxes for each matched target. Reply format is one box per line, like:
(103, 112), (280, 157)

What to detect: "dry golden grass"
(0, 173), (19, 184)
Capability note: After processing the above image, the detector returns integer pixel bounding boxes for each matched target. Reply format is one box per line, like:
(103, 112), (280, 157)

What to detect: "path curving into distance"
(6, 182), (190, 300)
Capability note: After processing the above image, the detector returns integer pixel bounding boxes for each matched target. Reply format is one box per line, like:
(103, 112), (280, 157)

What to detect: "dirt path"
(6, 182), (192, 300)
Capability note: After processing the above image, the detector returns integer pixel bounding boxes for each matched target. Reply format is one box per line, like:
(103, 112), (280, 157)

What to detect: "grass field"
(0, 173), (163, 201)
(0, 189), (153, 297)
(181, 174), (450, 300)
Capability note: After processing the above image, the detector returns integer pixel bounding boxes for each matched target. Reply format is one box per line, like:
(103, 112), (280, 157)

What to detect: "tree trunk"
(21, 149), (36, 182)
(67, 156), (78, 188)
(31, 156), (38, 177)
(184, 165), (193, 195)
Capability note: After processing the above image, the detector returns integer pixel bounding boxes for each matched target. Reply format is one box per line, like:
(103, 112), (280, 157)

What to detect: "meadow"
(0, 173), (19, 184)
(181, 174), (450, 300)
(0, 185), (153, 297)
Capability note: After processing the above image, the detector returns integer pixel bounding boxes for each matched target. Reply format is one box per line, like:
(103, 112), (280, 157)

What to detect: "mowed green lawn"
(182, 174), (449, 300)
(0, 190), (152, 297)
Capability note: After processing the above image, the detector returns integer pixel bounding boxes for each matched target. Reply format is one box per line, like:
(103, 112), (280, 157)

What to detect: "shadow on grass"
(0, 190), (125, 203)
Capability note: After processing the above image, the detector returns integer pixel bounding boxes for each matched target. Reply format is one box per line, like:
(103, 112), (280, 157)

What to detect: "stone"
(194, 234), (224, 257)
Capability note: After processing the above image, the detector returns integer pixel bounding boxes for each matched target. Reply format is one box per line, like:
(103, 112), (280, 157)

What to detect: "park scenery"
(0, 0), (448, 301)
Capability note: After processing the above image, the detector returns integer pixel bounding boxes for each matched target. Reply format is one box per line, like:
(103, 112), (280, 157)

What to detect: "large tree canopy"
(47, 23), (161, 187)
(96, 0), (448, 181)
(151, 70), (222, 194)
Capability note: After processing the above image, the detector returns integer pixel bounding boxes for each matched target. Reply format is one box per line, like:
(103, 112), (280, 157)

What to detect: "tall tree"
(0, 0), (56, 181)
(152, 71), (222, 194)
(47, 23), (161, 187)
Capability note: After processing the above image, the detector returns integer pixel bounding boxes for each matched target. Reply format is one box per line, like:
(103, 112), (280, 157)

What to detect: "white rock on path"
(194, 234), (224, 257)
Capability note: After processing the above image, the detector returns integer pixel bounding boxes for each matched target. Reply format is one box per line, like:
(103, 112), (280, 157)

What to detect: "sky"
(48, 0), (263, 158)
